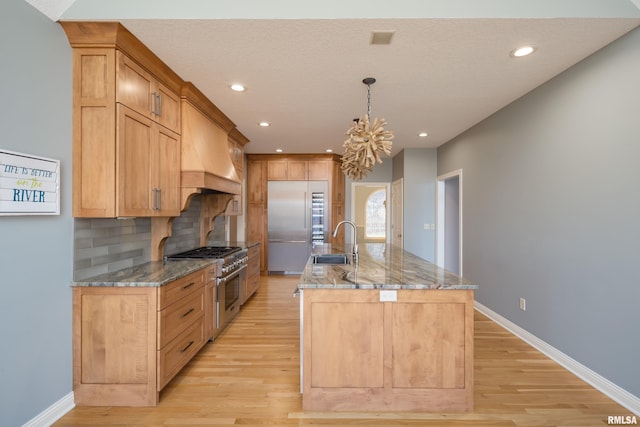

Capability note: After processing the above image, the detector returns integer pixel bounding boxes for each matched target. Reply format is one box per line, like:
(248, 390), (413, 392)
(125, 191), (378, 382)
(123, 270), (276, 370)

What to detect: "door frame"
(350, 182), (391, 244)
(391, 178), (403, 249)
(436, 169), (463, 275)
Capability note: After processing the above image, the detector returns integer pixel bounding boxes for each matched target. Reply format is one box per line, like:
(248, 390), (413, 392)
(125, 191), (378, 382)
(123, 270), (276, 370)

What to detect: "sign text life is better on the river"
(0, 149), (60, 215)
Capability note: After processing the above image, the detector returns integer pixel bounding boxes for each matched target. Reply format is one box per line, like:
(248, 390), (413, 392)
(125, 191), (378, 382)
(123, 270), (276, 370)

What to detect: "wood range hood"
(179, 82), (248, 211)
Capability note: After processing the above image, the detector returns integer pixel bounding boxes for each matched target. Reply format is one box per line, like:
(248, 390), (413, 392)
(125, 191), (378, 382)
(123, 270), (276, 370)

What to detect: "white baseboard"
(474, 301), (640, 416)
(22, 392), (74, 427)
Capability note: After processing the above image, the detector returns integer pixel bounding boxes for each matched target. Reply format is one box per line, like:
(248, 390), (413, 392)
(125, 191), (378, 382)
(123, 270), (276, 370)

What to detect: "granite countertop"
(74, 241), (259, 287)
(298, 243), (477, 291)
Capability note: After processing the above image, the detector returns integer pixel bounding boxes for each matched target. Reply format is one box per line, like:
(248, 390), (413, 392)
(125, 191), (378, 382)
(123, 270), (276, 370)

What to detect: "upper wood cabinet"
(62, 22), (184, 217)
(267, 159), (331, 181)
(117, 105), (181, 217)
(117, 52), (181, 133)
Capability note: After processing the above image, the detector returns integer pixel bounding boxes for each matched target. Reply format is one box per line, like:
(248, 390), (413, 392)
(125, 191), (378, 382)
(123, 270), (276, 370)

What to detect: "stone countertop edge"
(73, 241), (260, 287)
(297, 243), (478, 291)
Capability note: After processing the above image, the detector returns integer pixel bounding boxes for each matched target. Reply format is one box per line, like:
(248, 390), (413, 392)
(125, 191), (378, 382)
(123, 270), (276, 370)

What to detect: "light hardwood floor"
(55, 275), (631, 426)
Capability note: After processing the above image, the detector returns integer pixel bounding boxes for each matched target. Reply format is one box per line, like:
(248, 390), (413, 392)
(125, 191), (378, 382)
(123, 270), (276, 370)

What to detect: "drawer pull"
(179, 340), (194, 353)
(180, 308), (195, 318)
(182, 282), (195, 290)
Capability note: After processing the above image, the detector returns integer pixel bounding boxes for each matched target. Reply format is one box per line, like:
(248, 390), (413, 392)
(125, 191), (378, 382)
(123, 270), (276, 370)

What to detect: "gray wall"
(438, 27), (640, 397)
(0, 1), (73, 425)
(391, 148), (438, 261)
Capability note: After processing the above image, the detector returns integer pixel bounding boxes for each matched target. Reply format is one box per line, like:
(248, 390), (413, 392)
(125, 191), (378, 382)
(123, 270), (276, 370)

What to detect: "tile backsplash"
(73, 195), (226, 280)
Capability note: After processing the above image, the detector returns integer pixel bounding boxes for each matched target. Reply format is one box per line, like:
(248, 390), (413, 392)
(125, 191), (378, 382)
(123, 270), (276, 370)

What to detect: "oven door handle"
(216, 264), (247, 285)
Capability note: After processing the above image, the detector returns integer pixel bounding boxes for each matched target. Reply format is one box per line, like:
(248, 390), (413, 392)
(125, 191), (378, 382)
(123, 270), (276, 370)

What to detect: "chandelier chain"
(366, 83), (372, 121)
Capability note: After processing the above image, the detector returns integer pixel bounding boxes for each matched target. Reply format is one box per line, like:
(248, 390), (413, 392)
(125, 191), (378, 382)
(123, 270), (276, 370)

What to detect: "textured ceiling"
(25, 1), (640, 155)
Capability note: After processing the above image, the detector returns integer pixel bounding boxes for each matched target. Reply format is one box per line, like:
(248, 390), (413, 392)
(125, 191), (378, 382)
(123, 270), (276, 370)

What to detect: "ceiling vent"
(370, 31), (395, 45)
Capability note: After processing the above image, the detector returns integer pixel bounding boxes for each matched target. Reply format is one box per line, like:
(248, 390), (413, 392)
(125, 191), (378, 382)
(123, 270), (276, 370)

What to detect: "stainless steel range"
(166, 246), (248, 335)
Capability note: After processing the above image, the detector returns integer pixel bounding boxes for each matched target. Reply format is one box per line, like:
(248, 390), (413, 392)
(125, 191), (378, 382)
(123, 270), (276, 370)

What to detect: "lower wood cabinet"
(241, 244), (261, 304)
(301, 288), (474, 412)
(73, 268), (208, 406)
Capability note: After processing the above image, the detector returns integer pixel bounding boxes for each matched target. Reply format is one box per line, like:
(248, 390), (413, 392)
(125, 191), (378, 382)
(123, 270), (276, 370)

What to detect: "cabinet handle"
(152, 188), (160, 210)
(157, 188), (162, 210)
(152, 92), (158, 115)
(151, 92), (163, 116)
(180, 308), (195, 318)
(182, 282), (195, 290)
(179, 340), (194, 353)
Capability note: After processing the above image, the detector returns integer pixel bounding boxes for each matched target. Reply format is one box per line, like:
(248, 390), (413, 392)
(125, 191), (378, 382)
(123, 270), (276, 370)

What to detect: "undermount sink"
(312, 254), (351, 265)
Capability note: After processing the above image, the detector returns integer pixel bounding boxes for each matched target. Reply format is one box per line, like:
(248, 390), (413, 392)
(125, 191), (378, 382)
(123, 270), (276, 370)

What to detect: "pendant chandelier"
(341, 77), (394, 180)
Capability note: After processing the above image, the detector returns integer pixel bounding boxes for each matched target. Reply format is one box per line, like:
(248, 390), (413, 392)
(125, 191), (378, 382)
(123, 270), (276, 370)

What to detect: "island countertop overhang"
(297, 243), (477, 291)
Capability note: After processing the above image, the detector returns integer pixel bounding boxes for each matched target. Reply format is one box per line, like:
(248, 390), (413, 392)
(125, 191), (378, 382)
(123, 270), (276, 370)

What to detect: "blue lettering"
(11, 189), (46, 202)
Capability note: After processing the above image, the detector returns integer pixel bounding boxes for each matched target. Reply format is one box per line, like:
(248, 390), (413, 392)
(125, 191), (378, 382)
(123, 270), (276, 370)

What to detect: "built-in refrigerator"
(267, 180), (329, 274)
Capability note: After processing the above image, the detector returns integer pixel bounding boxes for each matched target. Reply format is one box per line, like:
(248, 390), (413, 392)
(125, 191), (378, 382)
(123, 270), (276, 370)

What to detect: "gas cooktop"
(166, 246), (241, 259)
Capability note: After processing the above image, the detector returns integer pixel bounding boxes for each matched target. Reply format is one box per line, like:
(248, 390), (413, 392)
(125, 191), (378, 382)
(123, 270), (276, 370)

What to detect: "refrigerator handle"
(304, 191), (307, 230)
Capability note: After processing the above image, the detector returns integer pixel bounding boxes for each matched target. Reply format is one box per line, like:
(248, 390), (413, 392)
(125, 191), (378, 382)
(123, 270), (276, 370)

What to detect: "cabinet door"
(332, 161), (345, 203)
(247, 160), (267, 203)
(118, 105), (154, 217)
(331, 203), (345, 244)
(308, 160), (330, 180)
(117, 105), (180, 217)
(267, 160), (288, 180)
(117, 52), (180, 134)
(287, 160), (308, 180)
(154, 125), (181, 216)
(152, 82), (181, 133)
(117, 52), (153, 117)
(246, 204), (267, 272)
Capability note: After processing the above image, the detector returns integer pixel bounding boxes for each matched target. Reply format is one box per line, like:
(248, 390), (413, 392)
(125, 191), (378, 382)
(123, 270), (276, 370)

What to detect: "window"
(365, 189), (386, 239)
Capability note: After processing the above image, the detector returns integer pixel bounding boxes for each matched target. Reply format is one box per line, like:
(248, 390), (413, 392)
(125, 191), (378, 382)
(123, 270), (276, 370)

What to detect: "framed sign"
(0, 149), (60, 215)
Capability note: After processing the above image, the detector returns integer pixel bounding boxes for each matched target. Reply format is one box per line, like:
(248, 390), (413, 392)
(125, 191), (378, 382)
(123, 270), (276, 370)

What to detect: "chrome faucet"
(333, 220), (358, 262)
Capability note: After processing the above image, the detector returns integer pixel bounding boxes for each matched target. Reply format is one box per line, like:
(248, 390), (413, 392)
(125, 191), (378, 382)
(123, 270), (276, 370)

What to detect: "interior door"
(391, 178), (403, 249)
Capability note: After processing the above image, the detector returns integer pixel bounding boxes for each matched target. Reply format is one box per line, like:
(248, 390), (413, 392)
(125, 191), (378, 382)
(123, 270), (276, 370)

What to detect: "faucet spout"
(332, 220), (358, 262)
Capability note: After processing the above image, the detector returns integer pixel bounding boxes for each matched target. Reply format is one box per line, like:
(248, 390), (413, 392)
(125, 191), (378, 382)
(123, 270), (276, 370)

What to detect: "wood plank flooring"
(54, 275), (631, 426)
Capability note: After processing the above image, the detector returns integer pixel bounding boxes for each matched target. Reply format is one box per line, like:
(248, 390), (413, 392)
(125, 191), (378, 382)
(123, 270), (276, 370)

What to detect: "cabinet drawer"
(248, 259), (260, 278)
(158, 288), (205, 348)
(157, 318), (205, 390)
(158, 269), (205, 309)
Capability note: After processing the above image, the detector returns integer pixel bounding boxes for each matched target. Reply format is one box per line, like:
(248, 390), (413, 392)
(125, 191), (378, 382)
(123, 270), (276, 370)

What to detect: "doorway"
(436, 170), (463, 275)
(351, 182), (391, 244)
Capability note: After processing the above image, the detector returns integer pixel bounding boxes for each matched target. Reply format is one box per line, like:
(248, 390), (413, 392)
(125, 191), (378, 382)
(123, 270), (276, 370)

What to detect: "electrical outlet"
(519, 298), (526, 311)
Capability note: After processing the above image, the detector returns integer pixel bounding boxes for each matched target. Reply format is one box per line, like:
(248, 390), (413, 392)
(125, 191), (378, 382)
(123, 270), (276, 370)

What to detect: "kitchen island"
(296, 243), (478, 412)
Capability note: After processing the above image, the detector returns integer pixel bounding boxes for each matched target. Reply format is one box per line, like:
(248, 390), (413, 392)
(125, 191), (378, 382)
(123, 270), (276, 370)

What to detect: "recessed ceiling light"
(511, 46), (535, 57)
(230, 83), (246, 92)
(275, 148), (283, 153)
(325, 149), (333, 153)
(259, 121), (270, 127)
(418, 132), (428, 138)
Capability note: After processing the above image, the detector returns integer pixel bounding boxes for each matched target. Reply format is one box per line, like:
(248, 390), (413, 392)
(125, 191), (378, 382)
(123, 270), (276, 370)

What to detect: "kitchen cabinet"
(301, 288), (474, 412)
(308, 160), (331, 180)
(117, 105), (181, 217)
(268, 159), (308, 180)
(73, 267), (208, 406)
(247, 160), (267, 204)
(242, 244), (261, 304)
(224, 129), (248, 216)
(62, 22), (184, 218)
(246, 154), (343, 272)
(117, 51), (181, 133)
(331, 161), (345, 244)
